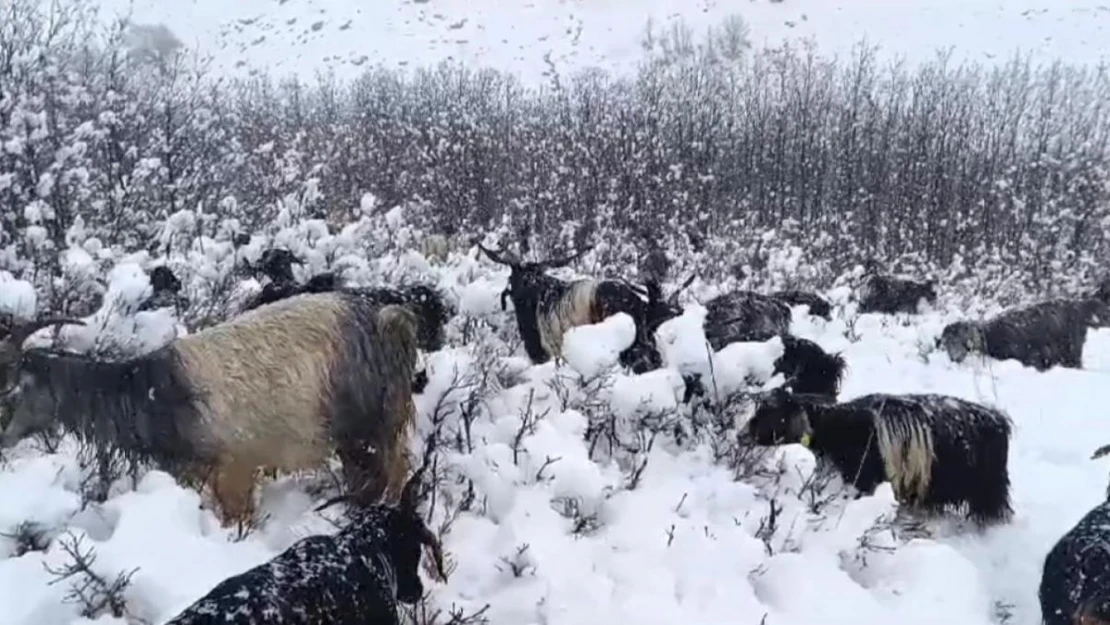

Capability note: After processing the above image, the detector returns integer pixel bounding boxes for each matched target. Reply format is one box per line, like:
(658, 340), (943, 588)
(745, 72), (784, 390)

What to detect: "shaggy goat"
(478, 243), (656, 369)
(0, 293), (421, 526)
(770, 290), (833, 320)
(857, 273), (937, 314)
(939, 298), (1105, 371)
(743, 387), (1013, 526)
(349, 284), (452, 354)
(165, 468), (448, 625)
(702, 290), (792, 350)
(1039, 498), (1110, 625)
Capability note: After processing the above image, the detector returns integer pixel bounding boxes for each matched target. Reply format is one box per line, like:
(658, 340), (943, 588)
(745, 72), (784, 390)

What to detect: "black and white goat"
(743, 387), (1013, 526)
(1039, 497), (1110, 625)
(939, 298), (1106, 371)
(857, 273), (937, 314)
(478, 243), (660, 370)
(0, 293), (421, 526)
(770, 290), (833, 320)
(165, 468), (448, 625)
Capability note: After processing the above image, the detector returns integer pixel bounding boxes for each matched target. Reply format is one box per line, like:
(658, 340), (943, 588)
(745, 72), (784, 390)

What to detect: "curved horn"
(669, 273), (697, 305)
(399, 465), (427, 512)
(500, 287), (511, 311)
(477, 243), (512, 266)
(9, 317), (86, 347)
(539, 245), (592, 270)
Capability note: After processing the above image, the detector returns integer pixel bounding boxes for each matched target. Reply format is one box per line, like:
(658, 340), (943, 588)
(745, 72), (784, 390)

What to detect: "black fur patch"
(941, 298), (1098, 371)
(774, 336), (846, 398)
(745, 389), (1013, 525)
(4, 346), (205, 472)
(770, 290), (832, 320)
(328, 293), (418, 500)
(702, 291), (792, 350)
(351, 285), (451, 353)
(164, 504), (429, 625)
(499, 266), (579, 364)
(1040, 500), (1110, 625)
(857, 274), (937, 314)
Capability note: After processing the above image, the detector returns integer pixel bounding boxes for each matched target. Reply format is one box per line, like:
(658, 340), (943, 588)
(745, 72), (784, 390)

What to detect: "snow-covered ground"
(97, 0), (1110, 86)
(0, 206), (1108, 625)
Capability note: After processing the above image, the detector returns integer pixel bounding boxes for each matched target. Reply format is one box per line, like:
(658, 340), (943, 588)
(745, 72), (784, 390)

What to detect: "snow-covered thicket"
(0, 205), (1109, 625)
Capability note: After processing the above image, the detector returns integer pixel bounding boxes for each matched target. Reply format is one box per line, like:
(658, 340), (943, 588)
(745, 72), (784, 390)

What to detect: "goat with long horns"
(478, 242), (677, 373)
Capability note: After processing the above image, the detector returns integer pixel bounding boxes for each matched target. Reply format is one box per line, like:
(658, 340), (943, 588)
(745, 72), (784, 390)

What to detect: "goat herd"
(0, 240), (1107, 624)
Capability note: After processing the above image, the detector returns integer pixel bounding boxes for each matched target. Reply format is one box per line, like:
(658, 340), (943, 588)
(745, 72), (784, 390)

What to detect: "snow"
(2, 210), (1110, 625)
(94, 0), (1110, 88)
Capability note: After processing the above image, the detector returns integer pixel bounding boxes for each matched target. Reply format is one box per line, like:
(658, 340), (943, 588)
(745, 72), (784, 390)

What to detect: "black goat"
(743, 387), (1013, 526)
(770, 290), (832, 320)
(137, 265), (189, 313)
(1039, 497), (1110, 625)
(682, 334), (847, 403)
(478, 243), (655, 370)
(242, 248), (340, 312)
(939, 298), (1105, 371)
(702, 290), (792, 350)
(164, 468), (448, 625)
(857, 273), (937, 314)
(349, 284), (453, 354)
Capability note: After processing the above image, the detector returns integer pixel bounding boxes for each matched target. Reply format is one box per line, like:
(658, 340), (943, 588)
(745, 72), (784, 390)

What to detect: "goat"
(0, 293), (420, 526)
(349, 284), (453, 354)
(1039, 498), (1110, 625)
(702, 290), (792, 350)
(743, 387), (1013, 526)
(770, 290), (832, 320)
(165, 467), (448, 625)
(137, 265), (189, 313)
(242, 248), (340, 312)
(857, 273), (937, 314)
(682, 334), (847, 403)
(478, 242), (653, 368)
(939, 298), (1105, 371)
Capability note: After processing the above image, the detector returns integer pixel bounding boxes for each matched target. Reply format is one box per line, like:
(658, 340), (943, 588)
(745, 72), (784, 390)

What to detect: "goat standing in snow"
(683, 334), (847, 403)
(164, 467), (448, 625)
(137, 265), (190, 313)
(478, 242), (660, 371)
(939, 298), (1107, 371)
(1039, 497), (1110, 625)
(242, 248), (339, 312)
(0, 294), (421, 526)
(769, 290), (833, 320)
(857, 273), (937, 314)
(702, 290), (793, 349)
(743, 387), (1013, 526)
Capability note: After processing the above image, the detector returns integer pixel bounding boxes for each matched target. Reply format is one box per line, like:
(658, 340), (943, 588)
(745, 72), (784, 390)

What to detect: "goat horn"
(539, 245), (591, 269)
(668, 273), (697, 304)
(477, 243), (512, 266)
(9, 317), (86, 346)
(1092, 444), (1110, 460)
(399, 464), (427, 512)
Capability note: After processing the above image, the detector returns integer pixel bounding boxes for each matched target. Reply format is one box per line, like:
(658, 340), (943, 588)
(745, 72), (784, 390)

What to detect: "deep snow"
(0, 207), (1109, 625)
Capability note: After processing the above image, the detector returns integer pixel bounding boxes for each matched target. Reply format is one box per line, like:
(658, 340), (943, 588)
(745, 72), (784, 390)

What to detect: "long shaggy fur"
(1040, 499), (1110, 625)
(940, 298), (1103, 371)
(0, 293), (420, 525)
(702, 290), (792, 350)
(770, 290), (833, 320)
(744, 388), (1013, 525)
(165, 480), (445, 625)
(349, 284), (453, 354)
(774, 335), (847, 399)
(857, 274), (937, 314)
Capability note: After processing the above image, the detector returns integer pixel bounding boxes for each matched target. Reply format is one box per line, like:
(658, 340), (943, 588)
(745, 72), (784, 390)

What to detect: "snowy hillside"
(0, 206), (1108, 625)
(96, 0), (1110, 84)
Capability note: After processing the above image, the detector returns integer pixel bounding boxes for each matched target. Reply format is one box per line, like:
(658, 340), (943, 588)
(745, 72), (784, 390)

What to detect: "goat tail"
(873, 409), (936, 506)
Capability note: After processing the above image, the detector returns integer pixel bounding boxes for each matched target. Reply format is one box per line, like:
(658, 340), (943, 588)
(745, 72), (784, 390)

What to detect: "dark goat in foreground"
(857, 273), (937, 314)
(165, 468), (448, 625)
(939, 298), (1106, 371)
(479, 242), (659, 371)
(1039, 497), (1110, 625)
(702, 290), (792, 350)
(0, 293), (420, 526)
(770, 290), (833, 320)
(743, 387), (1013, 526)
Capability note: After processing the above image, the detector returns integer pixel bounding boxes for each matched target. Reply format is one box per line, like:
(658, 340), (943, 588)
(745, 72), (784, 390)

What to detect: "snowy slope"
(0, 208), (1109, 624)
(97, 0), (1110, 86)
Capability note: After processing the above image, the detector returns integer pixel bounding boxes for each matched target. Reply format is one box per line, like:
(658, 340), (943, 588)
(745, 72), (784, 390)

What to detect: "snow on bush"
(0, 205), (1106, 625)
